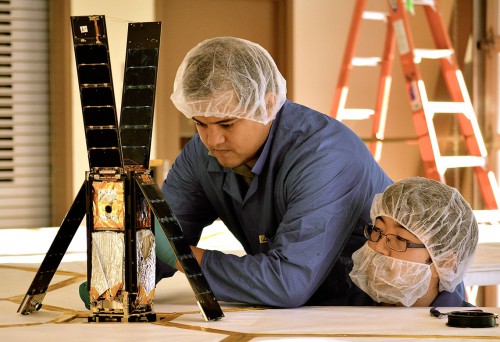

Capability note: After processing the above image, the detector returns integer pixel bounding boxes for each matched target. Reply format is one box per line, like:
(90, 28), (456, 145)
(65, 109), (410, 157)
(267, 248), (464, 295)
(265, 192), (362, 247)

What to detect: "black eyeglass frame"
(363, 225), (426, 252)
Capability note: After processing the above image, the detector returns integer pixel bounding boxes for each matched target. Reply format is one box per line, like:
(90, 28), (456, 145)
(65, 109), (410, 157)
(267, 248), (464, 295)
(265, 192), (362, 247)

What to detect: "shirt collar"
(251, 106), (282, 175)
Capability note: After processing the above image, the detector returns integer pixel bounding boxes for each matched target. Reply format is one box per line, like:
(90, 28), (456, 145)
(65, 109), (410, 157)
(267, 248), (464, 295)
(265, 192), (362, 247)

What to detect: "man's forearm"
(174, 245), (205, 271)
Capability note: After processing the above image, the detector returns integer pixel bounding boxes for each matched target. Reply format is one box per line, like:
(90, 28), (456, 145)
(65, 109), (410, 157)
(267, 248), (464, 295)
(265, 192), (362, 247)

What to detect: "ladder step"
(362, 11), (387, 22)
(438, 156), (486, 170)
(426, 101), (471, 116)
(338, 109), (374, 120)
(352, 57), (381, 67)
(473, 209), (500, 224)
(413, 0), (436, 6)
(414, 49), (453, 63)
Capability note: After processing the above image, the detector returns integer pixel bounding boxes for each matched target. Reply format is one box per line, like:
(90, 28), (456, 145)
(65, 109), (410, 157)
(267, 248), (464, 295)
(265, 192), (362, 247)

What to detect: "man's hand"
(154, 218), (205, 271)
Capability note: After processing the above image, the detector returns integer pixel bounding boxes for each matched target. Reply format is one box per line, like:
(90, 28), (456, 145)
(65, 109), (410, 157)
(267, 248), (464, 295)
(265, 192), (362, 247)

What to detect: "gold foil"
(136, 197), (151, 228)
(92, 180), (125, 229)
(90, 231), (125, 303)
(136, 229), (156, 305)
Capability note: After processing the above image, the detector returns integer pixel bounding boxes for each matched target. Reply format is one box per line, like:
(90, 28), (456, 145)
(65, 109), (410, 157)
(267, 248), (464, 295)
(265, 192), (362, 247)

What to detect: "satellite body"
(17, 16), (224, 323)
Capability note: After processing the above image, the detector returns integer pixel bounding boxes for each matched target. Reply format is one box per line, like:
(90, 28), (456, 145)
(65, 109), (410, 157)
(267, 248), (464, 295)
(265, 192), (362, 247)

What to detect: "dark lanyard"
(430, 307), (498, 328)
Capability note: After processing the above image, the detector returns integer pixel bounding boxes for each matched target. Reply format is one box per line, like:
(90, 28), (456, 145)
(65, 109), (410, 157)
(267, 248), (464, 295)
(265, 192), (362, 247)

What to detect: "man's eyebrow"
(192, 118), (237, 124)
(377, 216), (405, 229)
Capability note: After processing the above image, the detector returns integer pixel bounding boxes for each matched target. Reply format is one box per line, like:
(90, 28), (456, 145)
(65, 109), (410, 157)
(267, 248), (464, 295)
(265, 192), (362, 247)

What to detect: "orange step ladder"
(331, 0), (500, 211)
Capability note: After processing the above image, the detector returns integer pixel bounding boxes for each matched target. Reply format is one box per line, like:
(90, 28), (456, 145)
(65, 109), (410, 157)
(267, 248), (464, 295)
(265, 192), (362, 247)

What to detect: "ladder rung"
(438, 156), (486, 170)
(338, 109), (374, 120)
(362, 11), (387, 22)
(413, 0), (436, 6)
(473, 209), (500, 224)
(352, 57), (381, 67)
(426, 101), (470, 115)
(414, 49), (453, 63)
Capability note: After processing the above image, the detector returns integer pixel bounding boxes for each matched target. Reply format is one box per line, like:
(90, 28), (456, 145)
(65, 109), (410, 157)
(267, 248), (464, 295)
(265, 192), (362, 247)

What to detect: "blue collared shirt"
(161, 100), (392, 307)
(431, 283), (474, 307)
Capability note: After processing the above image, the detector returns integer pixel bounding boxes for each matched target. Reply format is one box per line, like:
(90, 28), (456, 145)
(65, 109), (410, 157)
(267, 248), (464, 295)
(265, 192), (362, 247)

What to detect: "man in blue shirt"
(155, 36), (393, 307)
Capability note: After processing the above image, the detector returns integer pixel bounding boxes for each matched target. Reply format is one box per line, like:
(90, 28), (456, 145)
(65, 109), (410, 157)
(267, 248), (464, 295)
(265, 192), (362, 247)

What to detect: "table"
(1, 225), (500, 340)
(464, 223), (500, 306)
(465, 243), (500, 287)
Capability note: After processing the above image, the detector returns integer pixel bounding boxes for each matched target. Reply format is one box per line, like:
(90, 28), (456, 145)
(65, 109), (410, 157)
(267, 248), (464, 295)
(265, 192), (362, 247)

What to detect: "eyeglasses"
(363, 225), (426, 252)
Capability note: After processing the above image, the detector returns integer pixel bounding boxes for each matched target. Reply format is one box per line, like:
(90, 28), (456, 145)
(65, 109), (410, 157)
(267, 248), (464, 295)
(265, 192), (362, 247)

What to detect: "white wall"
(69, 0), (155, 198)
(291, 0), (353, 114)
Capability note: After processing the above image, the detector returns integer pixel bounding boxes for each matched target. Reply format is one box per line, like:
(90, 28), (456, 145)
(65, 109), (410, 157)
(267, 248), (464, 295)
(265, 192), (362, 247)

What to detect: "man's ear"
(430, 263), (439, 280)
(265, 92), (277, 112)
(436, 252), (458, 272)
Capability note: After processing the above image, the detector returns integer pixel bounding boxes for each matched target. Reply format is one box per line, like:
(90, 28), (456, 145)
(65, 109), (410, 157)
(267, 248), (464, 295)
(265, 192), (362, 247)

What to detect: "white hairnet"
(370, 177), (478, 292)
(170, 36), (287, 124)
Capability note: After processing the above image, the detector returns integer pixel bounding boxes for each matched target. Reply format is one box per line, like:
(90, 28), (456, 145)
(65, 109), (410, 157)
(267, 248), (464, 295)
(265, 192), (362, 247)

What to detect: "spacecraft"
(17, 15), (224, 323)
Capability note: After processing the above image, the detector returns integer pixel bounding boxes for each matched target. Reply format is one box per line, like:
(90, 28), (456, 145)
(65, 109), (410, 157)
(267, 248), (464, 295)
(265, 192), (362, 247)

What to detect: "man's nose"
(371, 236), (391, 256)
(206, 126), (225, 146)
